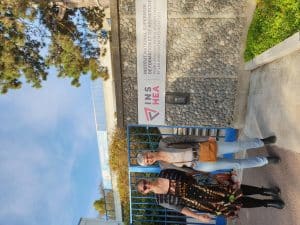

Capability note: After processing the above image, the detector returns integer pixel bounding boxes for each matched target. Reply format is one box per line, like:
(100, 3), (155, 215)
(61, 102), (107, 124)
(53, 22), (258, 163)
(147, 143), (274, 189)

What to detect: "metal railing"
(127, 124), (238, 225)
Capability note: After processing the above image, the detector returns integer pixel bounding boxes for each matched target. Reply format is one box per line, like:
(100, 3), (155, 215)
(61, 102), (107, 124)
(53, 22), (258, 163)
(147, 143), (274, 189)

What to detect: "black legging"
(238, 185), (269, 208)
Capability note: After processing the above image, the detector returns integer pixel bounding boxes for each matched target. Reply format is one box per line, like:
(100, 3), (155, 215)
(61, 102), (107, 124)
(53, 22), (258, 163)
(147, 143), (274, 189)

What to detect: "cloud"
(0, 138), (75, 225)
(0, 75), (101, 225)
(0, 74), (95, 135)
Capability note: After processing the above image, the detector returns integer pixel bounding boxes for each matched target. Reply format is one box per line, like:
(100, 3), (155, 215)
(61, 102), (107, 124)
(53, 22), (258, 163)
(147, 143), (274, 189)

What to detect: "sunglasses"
(142, 180), (148, 192)
(144, 154), (151, 164)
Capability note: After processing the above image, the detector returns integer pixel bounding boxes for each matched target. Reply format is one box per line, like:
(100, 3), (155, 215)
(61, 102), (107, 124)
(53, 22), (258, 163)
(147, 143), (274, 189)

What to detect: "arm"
(159, 161), (210, 177)
(159, 161), (195, 173)
(159, 202), (183, 212)
(159, 202), (212, 222)
(162, 135), (210, 144)
(181, 207), (212, 223)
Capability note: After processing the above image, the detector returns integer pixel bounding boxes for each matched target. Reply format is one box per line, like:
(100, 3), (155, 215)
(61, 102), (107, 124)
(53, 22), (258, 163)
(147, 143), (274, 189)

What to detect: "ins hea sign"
(136, 0), (167, 125)
(144, 86), (161, 121)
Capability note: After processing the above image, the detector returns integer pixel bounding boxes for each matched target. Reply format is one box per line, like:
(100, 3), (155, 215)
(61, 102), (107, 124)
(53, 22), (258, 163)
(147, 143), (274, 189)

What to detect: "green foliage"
(93, 198), (106, 215)
(128, 126), (161, 144)
(93, 189), (116, 219)
(0, 1), (47, 93)
(0, 0), (108, 94)
(108, 128), (130, 225)
(244, 0), (300, 61)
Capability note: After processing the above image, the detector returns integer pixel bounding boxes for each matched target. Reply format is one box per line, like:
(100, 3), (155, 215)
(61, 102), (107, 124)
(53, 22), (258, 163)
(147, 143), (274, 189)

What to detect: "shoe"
(265, 199), (285, 209)
(261, 186), (281, 197)
(261, 136), (277, 145)
(267, 156), (281, 164)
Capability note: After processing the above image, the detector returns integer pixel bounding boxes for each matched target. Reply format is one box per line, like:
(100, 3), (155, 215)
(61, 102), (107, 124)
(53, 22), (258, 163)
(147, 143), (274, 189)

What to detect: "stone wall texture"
(119, 0), (247, 126)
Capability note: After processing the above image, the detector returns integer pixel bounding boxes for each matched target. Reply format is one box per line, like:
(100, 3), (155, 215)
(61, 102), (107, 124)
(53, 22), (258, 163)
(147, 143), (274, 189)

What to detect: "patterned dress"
(157, 169), (242, 217)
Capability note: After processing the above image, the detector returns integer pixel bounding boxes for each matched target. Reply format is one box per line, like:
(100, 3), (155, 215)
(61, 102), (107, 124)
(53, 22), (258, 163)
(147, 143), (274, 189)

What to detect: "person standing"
(136, 169), (284, 223)
(137, 135), (279, 172)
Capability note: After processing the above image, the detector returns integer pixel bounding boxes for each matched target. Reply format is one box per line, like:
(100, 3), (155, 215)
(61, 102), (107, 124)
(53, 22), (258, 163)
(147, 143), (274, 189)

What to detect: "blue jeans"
(192, 138), (268, 172)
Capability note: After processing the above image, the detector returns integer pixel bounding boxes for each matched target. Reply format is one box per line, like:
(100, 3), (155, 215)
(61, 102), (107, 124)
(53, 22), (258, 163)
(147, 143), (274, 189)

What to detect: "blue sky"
(0, 71), (102, 225)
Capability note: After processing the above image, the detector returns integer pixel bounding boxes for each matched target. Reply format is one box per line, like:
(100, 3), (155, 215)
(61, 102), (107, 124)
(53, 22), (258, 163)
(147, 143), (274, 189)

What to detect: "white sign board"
(136, 0), (167, 125)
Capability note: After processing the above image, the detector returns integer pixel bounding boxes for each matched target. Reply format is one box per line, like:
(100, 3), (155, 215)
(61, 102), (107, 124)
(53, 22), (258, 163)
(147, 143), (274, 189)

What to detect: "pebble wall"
(119, 0), (247, 126)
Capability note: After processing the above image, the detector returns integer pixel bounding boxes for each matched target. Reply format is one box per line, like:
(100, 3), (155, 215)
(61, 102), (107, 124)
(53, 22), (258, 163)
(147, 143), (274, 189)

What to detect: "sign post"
(136, 0), (167, 125)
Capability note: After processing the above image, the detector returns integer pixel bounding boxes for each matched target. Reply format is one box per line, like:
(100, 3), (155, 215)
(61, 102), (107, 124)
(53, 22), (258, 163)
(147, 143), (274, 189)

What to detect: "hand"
(232, 182), (241, 189)
(208, 136), (216, 142)
(198, 214), (212, 223)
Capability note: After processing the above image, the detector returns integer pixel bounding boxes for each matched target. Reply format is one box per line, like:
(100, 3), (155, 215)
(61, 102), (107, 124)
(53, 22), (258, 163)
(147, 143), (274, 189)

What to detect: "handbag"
(198, 139), (217, 162)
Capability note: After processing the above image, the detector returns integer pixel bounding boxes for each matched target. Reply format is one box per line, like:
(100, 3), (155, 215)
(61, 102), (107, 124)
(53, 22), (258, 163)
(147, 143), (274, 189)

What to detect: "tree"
(0, 0), (108, 94)
(94, 185), (116, 218)
(0, 1), (47, 93)
(93, 198), (106, 215)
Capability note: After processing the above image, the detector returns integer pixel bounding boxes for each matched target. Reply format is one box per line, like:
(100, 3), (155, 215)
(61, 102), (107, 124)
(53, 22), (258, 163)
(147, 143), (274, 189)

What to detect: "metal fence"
(127, 124), (238, 225)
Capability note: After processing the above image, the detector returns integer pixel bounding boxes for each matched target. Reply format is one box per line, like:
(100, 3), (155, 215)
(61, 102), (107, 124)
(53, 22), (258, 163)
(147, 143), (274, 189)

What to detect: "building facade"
(50, 0), (104, 9)
(90, 7), (123, 223)
(78, 218), (122, 225)
(110, 0), (249, 127)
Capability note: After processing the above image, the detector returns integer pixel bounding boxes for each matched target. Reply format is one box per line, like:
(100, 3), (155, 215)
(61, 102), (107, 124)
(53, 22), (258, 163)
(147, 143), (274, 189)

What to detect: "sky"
(0, 70), (102, 225)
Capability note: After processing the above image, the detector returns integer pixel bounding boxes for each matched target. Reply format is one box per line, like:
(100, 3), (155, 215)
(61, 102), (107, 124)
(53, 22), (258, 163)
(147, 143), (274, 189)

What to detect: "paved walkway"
(237, 146), (300, 225)
(237, 50), (300, 225)
(243, 50), (300, 153)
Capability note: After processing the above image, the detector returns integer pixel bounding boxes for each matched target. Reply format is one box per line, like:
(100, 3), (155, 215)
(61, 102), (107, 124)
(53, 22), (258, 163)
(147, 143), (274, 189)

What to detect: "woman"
(136, 135), (279, 172)
(136, 169), (284, 223)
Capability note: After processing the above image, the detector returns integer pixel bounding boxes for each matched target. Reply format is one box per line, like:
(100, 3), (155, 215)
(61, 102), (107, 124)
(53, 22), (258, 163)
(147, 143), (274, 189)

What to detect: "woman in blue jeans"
(136, 135), (279, 172)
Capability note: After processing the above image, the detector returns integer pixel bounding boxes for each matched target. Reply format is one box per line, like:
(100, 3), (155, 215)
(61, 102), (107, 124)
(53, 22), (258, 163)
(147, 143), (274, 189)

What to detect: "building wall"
(118, 0), (248, 126)
(52, 0), (105, 8)
(91, 7), (123, 223)
(78, 218), (122, 225)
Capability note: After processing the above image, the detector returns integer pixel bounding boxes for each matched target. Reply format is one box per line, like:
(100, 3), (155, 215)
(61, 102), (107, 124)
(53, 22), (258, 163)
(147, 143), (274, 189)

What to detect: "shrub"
(108, 128), (130, 224)
(244, 0), (300, 61)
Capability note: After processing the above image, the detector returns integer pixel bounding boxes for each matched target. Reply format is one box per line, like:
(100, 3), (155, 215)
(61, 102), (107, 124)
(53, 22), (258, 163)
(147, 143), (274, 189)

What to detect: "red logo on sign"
(144, 107), (160, 121)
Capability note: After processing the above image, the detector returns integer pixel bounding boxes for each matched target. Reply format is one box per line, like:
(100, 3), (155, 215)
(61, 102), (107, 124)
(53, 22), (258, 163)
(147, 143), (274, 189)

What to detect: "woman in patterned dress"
(136, 169), (284, 223)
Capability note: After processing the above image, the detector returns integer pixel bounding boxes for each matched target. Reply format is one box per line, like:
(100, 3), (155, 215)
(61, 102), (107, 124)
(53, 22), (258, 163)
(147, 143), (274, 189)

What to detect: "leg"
(192, 161), (232, 172)
(240, 184), (264, 195)
(241, 184), (281, 197)
(220, 157), (268, 170)
(238, 197), (266, 208)
(217, 138), (264, 156)
(238, 197), (285, 209)
(193, 157), (268, 172)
